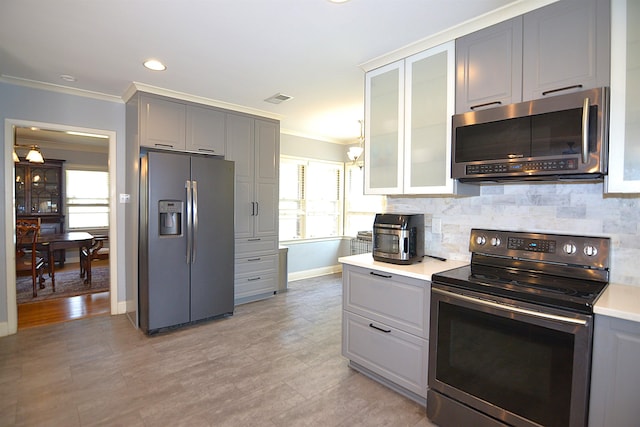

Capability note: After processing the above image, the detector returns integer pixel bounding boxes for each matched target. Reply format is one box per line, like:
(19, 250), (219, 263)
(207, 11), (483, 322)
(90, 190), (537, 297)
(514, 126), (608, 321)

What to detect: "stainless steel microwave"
(451, 87), (609, 182)
(373, 214), (424, 265)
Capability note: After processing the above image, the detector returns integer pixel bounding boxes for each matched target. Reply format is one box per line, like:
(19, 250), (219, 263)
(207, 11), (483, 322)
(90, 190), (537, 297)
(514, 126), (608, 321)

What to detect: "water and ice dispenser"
(159, 200), (183, 236)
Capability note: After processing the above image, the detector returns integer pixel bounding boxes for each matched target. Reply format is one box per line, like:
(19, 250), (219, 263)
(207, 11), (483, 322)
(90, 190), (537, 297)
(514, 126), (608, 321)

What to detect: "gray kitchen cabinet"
(455, 17), (523, 113)
(589, 315), (640, 426)
(455, 0), (610, 113)
(139, 93), (225, 155)
(605, 0), (640, 193)
(139, 94), (186, 151)
(225, 113), (280, 304)
(186, 104), (225, 156)
(365, 41), (477, 196)
(522, 0), (610, 101)
(342, 263), (430, 403)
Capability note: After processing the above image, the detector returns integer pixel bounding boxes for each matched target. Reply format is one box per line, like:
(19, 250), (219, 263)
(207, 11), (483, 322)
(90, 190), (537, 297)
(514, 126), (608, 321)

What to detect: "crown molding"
(0, 75), (123, 103)
(359, 0), (558, 72)
(124, 82), (283, 121)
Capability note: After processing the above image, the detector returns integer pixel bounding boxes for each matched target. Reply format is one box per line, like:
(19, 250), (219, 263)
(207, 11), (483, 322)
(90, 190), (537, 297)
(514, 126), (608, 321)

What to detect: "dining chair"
(80, 235), (109, 285)
(16, 220), (49, 297)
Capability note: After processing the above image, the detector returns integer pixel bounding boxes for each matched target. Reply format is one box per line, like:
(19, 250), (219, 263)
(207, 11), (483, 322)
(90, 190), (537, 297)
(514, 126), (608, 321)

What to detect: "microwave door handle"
(582, 96), (590, 164)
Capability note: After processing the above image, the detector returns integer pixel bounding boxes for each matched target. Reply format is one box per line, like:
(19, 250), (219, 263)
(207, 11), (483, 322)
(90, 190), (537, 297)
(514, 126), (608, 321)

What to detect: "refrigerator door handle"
(192, 180), (198, 263)
(186, 180), (192, 264)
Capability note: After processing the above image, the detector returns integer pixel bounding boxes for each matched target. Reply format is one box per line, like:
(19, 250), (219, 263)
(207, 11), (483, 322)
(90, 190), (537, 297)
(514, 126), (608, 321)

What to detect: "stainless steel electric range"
(427, 229), (610, 427)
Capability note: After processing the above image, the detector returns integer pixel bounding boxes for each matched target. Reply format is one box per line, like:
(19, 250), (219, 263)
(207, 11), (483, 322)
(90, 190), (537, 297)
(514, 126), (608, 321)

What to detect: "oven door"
(428, 284), (593, 427)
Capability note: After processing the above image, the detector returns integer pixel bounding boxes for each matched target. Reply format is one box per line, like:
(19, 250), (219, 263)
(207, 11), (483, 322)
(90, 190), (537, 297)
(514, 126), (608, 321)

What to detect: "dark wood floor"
(17, 260), (110, 330)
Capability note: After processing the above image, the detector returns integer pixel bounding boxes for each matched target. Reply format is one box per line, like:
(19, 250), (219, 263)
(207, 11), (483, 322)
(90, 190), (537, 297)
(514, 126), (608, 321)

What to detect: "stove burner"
(470, 273), (580, 297)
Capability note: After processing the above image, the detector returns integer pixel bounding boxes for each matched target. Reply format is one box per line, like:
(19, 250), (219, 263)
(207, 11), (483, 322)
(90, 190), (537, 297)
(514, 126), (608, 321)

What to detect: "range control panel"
(469, 228), (610, 269)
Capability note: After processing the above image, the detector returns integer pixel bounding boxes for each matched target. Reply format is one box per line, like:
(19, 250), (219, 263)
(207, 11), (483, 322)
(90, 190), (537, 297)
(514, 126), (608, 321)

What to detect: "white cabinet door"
(405, 41), (472, 195)
(364, 60), (404, 195)
(365, 43), (477, 196)
(186, 105), (225, 156)
(140, 95), (186, 150)
(522, 0), (610, 101)
(455, 17), (523, 113)
(606, 0), (640, 193)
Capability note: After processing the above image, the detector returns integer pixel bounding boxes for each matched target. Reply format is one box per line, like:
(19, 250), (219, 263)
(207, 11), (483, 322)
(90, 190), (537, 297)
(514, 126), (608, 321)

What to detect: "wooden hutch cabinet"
(15, 159), (66, 265)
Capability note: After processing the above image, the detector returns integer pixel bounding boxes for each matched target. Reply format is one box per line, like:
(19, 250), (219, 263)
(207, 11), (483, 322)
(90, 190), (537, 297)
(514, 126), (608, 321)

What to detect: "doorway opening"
(4, 120), (118, 333)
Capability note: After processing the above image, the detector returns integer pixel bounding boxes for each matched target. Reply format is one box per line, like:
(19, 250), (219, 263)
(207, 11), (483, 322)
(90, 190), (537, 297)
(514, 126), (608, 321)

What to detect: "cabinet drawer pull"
(154, 143), (174, 148)
(542, 84), (583, 96)
(248, 238), (261, 242)
(369, 323), (391, 333)
(370, 271), (392, 279)
(470, 101), (502, 110)
(197, 148), (216, 153)
(247, 258), (261, 262)
(247, 277), (261, 282)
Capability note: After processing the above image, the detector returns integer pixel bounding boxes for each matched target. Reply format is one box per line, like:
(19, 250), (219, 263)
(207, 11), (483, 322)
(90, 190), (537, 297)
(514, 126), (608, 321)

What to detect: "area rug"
(16, 265), (109, 304)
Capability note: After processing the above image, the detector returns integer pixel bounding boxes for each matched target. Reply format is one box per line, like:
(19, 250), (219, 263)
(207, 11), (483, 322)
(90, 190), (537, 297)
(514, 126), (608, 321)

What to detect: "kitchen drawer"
(235, 254), (277, 276)
(235, 235), (278, 257)
(235, 272), (277, 301)
(342, 311), (428, 398)
(343, 265), (429, 338)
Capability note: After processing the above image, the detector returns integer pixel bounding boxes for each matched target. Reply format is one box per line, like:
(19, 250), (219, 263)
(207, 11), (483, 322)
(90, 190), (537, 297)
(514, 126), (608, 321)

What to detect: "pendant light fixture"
(14, 145), (45, 163)
(347, 120), (365, 165)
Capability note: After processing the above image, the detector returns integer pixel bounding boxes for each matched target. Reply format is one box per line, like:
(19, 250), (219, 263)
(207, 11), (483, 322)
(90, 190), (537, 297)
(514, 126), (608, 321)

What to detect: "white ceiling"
(1, 0), (521, 144)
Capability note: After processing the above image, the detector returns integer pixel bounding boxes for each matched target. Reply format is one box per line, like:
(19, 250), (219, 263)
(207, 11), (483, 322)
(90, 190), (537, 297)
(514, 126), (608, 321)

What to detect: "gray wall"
(0, 82), (126, 326)
(387, 182), (640, 287)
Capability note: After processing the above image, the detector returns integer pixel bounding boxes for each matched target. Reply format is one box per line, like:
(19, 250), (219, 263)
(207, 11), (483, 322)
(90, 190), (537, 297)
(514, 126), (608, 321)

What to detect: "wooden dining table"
(36, 232), (94, 289)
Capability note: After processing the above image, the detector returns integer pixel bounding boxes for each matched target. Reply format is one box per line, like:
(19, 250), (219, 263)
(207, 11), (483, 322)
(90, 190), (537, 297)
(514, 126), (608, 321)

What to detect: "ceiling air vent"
(264, 93), (293, 104)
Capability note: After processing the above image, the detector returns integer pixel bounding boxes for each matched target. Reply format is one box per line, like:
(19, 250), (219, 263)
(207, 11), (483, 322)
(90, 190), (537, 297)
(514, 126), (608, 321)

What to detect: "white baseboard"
(288, 264), (343, 282)
(0, 321), (9, 337)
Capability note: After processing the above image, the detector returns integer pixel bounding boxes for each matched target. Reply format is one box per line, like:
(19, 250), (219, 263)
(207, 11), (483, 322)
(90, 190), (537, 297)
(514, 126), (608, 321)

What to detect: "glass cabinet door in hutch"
(15, 159), (66, 263)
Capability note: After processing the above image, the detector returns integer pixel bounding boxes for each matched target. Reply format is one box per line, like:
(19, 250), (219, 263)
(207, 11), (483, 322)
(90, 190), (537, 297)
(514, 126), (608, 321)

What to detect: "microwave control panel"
(466, 158), (578, 176)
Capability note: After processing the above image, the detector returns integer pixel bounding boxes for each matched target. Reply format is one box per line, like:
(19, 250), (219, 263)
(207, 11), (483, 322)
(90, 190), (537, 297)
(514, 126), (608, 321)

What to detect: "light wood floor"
(17, 261), (110, 330)
(1, 274), (435, 426)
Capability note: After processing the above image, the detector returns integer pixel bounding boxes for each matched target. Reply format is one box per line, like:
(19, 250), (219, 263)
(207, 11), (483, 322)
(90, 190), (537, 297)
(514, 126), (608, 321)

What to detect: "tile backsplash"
(387, 182), (640, 287)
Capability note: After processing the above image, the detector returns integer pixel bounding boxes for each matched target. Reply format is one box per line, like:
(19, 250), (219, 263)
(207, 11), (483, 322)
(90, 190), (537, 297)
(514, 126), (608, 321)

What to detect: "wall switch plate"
(432, 218), (442, 234)
(119, 193), (131, 204)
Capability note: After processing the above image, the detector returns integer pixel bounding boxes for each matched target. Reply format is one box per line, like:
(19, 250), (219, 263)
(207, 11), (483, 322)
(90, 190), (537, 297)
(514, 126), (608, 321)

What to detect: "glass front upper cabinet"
(606, 0), (640, 193)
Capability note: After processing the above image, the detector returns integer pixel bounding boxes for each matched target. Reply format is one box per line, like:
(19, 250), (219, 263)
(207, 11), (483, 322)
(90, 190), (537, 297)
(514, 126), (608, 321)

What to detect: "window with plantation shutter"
(279, 156), (343, 240)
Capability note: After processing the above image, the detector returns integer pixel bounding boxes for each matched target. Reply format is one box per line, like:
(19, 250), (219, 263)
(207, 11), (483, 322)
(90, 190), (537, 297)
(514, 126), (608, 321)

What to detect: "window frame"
(65, 165), (110, 231)
(279, 156), (344, 241)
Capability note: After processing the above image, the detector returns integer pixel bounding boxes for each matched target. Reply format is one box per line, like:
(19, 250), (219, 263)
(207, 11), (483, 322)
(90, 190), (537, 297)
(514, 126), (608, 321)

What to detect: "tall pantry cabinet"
(225, 113), (280, 303)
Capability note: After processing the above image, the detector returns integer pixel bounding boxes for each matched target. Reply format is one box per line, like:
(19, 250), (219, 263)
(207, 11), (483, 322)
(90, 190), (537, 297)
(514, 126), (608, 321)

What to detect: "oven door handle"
(433, 288), (588, 326)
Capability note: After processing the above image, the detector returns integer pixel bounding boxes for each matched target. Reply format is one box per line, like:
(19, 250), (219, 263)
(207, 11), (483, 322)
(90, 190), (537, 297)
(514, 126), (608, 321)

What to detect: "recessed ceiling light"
(143, 59), (166, 71)
(60, 74), (77, 82)
(328, 0), (351, 3)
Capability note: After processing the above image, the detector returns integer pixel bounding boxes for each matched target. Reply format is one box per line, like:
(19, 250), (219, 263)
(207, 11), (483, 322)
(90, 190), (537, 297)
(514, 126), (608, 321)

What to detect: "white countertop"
(340, 254), (640, 323)
(338, 253), (468, 282)
(594, 283), (640, 323)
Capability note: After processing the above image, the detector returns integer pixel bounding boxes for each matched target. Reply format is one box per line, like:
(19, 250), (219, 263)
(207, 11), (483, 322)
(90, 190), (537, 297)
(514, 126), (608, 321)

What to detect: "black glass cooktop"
(432, 264), (608, 314)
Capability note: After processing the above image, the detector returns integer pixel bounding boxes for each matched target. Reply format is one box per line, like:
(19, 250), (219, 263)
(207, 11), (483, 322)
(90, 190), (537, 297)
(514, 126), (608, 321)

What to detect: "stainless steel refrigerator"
(139, 150), (234, 334)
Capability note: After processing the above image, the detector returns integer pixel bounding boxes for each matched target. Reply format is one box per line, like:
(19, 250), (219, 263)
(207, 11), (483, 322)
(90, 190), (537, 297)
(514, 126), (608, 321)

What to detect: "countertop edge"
(338, 253), (468, 282)
(340, 255), (640, 324)
(594, 283), (640, 323)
